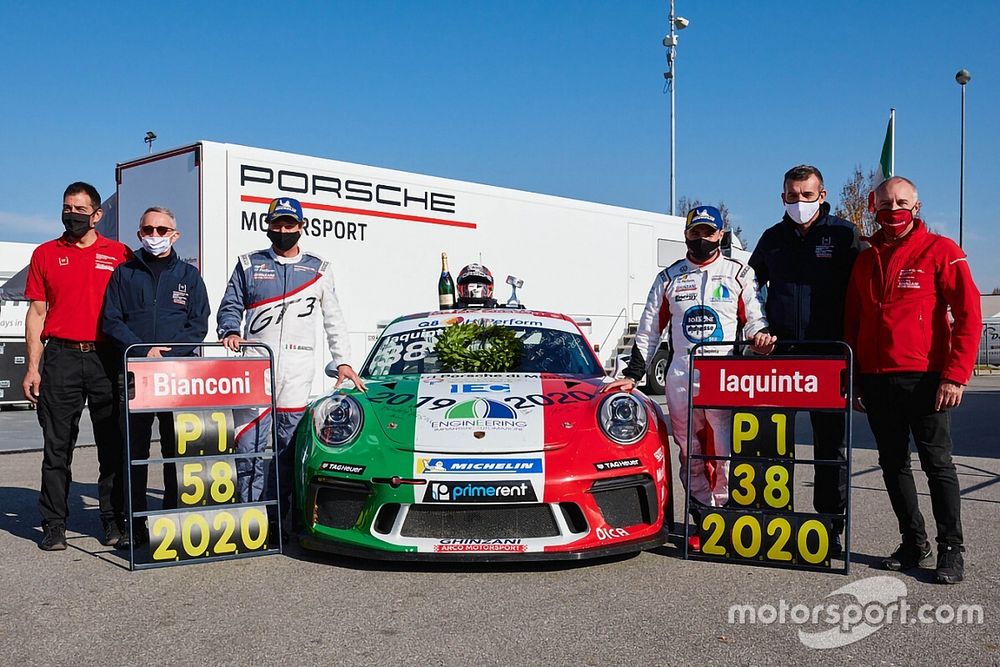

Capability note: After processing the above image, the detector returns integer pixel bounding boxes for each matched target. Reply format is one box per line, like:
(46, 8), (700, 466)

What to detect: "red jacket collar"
(870, 218), (927, 250)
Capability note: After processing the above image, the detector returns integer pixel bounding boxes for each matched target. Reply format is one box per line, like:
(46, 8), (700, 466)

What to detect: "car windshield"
(362, 325), (603, 377)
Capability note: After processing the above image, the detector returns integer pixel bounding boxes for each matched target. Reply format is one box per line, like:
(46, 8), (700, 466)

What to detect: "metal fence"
(977, 318), (1000, 374)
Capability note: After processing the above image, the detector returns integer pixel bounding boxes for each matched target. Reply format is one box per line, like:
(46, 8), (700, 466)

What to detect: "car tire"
(644, 349), (671, 395)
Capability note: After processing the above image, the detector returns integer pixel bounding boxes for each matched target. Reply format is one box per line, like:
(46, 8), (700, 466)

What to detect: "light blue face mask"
(140, 234), (172, 255)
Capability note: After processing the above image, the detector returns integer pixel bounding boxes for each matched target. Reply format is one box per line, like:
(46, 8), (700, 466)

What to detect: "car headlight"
(312, 395), (364, 446)
(598, 393), (648, 444)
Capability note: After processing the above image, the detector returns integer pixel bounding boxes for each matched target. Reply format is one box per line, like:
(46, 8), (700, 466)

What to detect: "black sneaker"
(935, 545), (965, 584)
(830, 534), (844, 558)
(115, 524), (149, 550)
(39, 524), (67, 551)
(101, 518), (124, 546)
(882, 541), (933, 571)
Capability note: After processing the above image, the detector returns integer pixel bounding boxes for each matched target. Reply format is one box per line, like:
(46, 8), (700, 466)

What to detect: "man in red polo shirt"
(23, 182), (132, 551)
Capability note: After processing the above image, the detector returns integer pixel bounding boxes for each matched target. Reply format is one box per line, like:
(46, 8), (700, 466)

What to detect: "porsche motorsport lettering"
(241, 210), (368, 242)
(240, 164), (457, 213)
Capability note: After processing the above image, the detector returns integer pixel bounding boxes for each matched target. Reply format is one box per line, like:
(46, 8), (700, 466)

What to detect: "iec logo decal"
(445, 399), (517, 420)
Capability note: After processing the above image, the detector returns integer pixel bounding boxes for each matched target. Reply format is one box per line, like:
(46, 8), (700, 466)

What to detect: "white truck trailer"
(108, 141), (741, 393)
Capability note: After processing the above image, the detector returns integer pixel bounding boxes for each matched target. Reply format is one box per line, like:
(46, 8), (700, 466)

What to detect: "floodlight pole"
(668, 0), (677, 216)
(956, 70), (970, 249)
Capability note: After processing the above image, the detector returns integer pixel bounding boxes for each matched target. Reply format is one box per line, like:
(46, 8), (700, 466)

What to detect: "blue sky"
(2, 1), (998, 288)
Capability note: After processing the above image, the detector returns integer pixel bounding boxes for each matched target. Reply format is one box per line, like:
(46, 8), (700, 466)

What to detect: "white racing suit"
(623, 253), (768, 509)
(217, 248), (350, 514)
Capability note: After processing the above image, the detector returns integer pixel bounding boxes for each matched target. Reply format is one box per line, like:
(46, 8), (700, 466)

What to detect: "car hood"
(350, 373), (605, 454)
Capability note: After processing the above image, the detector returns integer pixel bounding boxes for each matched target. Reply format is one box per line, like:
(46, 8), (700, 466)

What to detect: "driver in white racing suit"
(217, 197), (366, 524)
(604, 206), (775, 548)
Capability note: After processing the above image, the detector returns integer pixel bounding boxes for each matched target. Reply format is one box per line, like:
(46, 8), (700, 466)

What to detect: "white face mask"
(784, 200), (821, 225)
(140, 234), (172, 256)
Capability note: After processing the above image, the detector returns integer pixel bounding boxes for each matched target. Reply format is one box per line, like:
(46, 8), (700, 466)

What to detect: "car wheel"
(644, 349), (670, 395)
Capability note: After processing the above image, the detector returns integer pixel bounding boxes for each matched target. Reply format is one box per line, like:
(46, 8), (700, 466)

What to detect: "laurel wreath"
(435, 322), (523, 373)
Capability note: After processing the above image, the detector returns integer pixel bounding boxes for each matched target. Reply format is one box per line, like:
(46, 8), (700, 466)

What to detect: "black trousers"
(810, 411), (847, 532)
(37, 342), (124, 526)
(126, 412), (177, 520)
(777, 343), (848, 531)
(860, 372), (963, 547)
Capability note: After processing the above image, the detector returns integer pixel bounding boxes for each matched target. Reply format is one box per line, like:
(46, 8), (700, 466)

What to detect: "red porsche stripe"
(241, 195), (477, 229)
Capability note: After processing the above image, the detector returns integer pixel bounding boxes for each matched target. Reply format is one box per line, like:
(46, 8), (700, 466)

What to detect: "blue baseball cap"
(266, 197), (304, 223)
(685, 206), (725, 231)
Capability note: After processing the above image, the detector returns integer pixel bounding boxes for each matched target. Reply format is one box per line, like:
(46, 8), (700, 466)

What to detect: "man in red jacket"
(845, 176), (982, 584)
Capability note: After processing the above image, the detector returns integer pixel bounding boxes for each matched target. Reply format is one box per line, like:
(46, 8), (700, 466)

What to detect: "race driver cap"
(685, 206), (725, 231)
(266, 197), (304, 224)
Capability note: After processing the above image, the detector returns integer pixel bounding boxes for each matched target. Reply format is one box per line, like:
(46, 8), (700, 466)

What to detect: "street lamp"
(663, 0), (689, 216)
(955, 69), (970, 249)
(144, 131), (157, 154)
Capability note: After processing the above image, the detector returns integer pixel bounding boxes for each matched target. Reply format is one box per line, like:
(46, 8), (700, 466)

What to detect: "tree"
(833, 165), (881, 237)
(676, 196), (746, 247)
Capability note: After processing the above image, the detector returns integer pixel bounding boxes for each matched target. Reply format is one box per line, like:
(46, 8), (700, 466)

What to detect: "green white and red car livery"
(294, 309), (670, 560)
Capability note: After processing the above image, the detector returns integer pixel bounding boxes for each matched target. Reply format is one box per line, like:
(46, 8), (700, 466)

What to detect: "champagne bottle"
(438, 252), (455, 310)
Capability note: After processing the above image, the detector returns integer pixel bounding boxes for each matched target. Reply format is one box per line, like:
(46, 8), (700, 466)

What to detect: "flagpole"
(889, 108), (895, 176)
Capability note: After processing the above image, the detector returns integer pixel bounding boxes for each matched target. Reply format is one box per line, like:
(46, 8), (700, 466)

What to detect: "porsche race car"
(294, 309), (671, 560)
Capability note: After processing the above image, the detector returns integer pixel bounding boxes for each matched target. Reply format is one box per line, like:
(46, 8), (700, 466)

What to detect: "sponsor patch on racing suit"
(624, 254), (768, 507)
(216, 248), (350, 508)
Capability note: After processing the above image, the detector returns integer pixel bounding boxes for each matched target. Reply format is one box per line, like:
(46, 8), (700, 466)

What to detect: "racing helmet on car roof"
(456, 263), (497, 308)
(457, 263), (494, 300)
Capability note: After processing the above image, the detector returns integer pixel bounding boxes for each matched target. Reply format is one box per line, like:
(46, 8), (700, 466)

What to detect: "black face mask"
(686, 237), (720, 262)
(62, 212), (92, 239)
(267, 229), (301, 252)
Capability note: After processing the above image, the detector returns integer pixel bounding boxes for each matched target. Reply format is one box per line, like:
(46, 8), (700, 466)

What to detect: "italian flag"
(869, 109), (896, 213)
(879, 109), (895, 179)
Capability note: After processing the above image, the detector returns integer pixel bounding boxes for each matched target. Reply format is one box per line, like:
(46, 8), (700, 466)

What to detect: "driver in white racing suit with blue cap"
(604, 206), (776, 550)
(217, 197), (366, 527)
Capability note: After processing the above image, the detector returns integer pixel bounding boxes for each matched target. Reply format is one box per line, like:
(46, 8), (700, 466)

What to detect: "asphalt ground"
(1, 381), (998, 665)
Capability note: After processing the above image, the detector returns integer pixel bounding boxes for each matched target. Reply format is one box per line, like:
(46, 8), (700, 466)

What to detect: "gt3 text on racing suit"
(621, 207), (772, 509)
(216, 197), (358, 518)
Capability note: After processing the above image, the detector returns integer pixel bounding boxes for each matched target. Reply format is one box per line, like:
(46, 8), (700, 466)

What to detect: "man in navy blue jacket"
(102, 206), (209, 548)
(749, 165), (862, 556)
